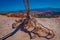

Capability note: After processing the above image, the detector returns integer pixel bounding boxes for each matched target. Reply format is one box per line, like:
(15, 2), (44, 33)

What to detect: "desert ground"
(0, 15), (60, 40)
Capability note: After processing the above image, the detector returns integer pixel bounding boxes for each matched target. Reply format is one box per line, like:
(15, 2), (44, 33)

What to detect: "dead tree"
(0, 0), (55, 40)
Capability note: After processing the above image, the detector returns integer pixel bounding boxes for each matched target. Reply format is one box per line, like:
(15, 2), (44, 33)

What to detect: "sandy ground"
(0, 15), (60, 40)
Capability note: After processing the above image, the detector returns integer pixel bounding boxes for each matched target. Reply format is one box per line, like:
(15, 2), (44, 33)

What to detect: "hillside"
(0, 15), (60, 40)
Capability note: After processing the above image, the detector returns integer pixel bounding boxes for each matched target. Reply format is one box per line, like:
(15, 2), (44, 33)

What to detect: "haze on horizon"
(0, 0), (60, 12)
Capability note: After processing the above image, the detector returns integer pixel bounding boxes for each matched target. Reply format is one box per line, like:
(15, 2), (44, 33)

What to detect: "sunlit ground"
(0, 15), (60, 40)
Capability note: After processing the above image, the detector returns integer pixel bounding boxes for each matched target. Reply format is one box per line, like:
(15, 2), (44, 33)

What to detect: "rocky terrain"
(0, 15), (60, 40)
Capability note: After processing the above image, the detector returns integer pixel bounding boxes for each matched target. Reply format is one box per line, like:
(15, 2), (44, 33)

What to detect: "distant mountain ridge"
(0, 8), (60, 12)
(30, 8), (60, 12)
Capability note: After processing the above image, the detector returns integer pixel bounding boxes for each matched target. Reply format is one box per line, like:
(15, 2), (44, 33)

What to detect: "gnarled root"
(30, 23), (55, 39)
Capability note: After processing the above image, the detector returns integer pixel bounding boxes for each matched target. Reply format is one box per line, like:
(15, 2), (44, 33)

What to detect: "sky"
(0, 0), (60, 12)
